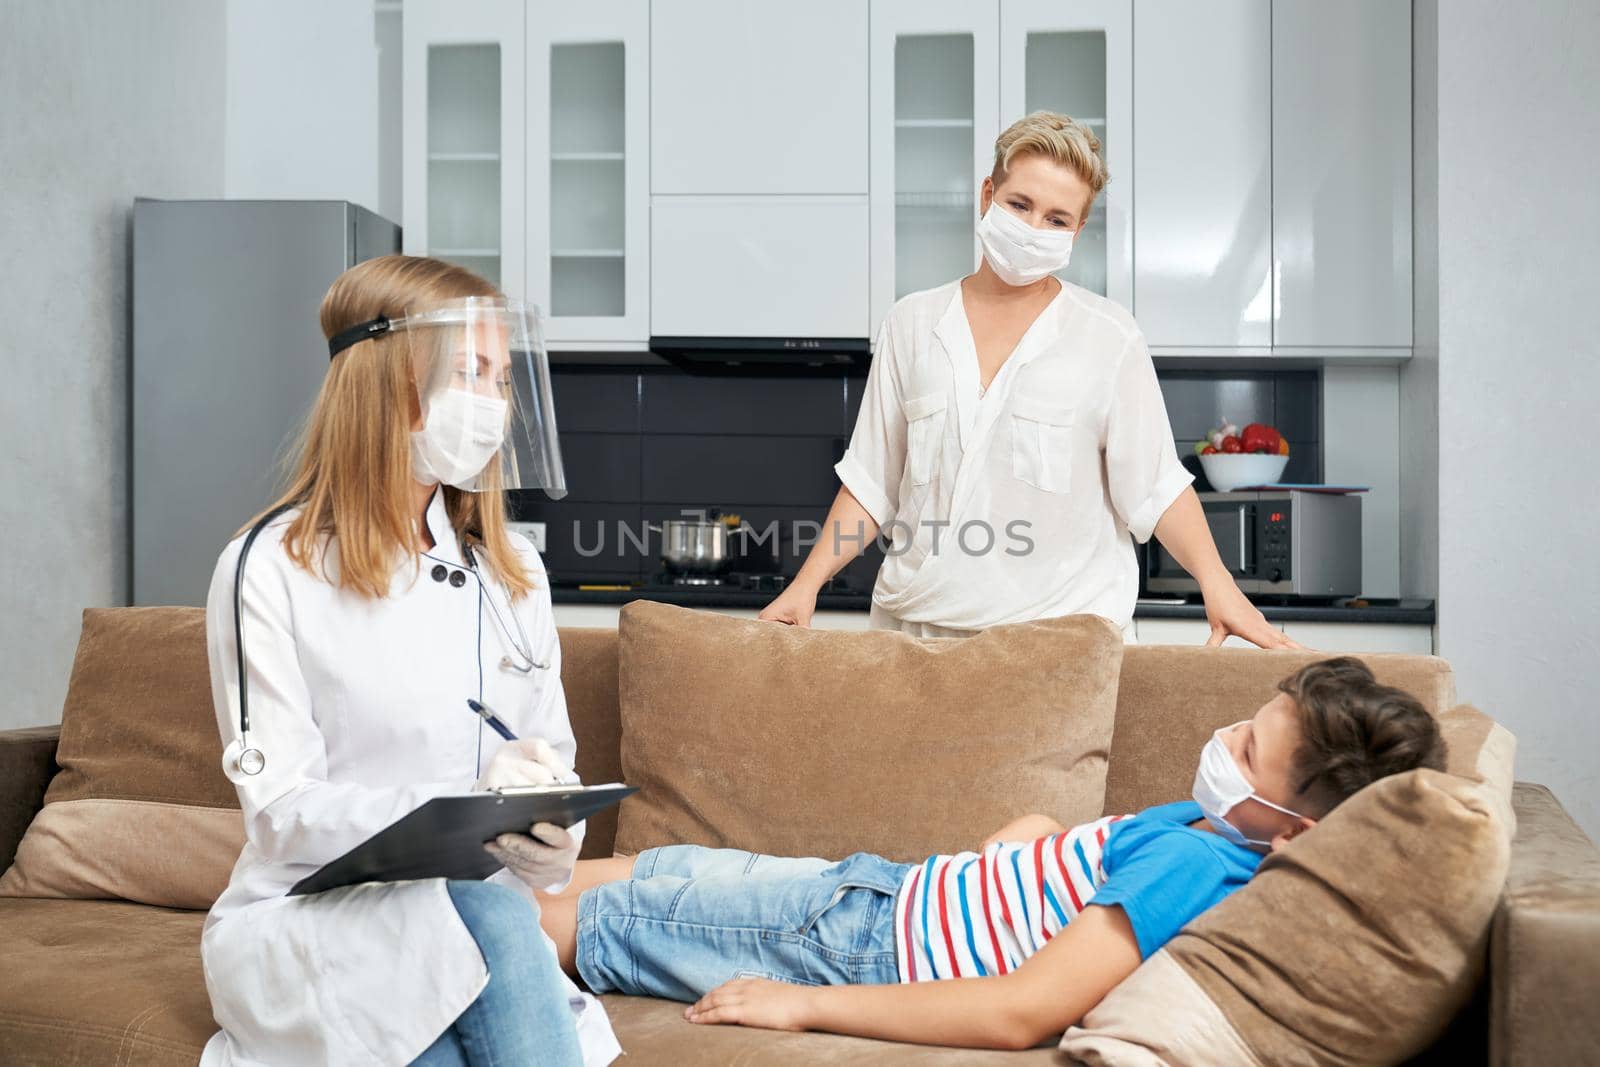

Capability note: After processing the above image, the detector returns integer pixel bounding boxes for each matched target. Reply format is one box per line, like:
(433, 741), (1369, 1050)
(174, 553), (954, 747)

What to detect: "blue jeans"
(411, 880), (583, 1067)
(575, 844), (914, 1003)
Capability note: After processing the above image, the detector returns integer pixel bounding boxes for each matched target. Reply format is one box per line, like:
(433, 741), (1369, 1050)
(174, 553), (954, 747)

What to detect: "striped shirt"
(894, 814), (1130, 982)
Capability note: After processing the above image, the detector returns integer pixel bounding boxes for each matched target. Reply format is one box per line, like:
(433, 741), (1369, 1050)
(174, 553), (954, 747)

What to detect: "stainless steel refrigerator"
(131, 199), (401, 606)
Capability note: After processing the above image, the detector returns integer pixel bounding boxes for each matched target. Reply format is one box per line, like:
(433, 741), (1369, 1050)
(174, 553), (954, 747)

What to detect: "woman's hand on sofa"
(1200, 576), (1305, 650)
(757, 579), (820, 627)
(685, 977), (814, 1032)
(981, 813), (1067, 849)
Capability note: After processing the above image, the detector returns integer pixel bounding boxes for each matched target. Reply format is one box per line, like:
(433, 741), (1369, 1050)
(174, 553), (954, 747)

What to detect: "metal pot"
(647, 515), (747, 575)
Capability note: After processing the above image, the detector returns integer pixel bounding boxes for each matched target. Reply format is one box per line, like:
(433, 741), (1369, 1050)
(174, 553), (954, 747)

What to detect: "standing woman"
(761, 113), (1295, 649)
(199, 256), (619, 1066)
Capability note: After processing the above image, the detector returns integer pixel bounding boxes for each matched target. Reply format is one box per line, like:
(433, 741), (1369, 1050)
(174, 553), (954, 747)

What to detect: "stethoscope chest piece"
(238, 746), (266, 776)
(500, 654), (535, 674)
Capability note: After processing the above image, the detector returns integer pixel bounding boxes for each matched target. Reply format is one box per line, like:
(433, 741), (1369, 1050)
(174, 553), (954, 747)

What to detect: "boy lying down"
(532, 657), (1446, 1050)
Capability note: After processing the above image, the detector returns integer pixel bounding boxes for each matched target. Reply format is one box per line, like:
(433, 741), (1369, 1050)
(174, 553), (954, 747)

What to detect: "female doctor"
(200, 255), (619, 1066)
(761, 112), (1296, 650)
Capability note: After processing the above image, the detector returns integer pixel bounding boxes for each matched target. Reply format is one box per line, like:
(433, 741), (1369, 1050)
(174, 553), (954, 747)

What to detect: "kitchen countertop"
(550, 585), (1435, 624)
(1132, 597), (1435, 625)
(552, 585), (875, 612)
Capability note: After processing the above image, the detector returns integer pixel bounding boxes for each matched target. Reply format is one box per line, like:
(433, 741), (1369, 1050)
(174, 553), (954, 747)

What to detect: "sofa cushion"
(613, 601), (1124, 863)
(0, 608), (244, 910)
(1104, 646), (1458, 816)
(1060, 705), (1515, 1067)
(0, 896), (1069, 1066)
(0, 897), (217, 1064)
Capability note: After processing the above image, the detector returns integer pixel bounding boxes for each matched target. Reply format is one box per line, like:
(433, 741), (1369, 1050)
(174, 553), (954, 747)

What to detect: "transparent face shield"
(332, 297), (566, 498)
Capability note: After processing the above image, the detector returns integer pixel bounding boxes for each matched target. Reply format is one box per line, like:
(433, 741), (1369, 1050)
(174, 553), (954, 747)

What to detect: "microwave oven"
(1143, 490), (1362, 598)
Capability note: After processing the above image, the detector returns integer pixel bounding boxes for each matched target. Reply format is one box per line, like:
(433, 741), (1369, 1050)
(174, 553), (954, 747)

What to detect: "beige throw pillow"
(613, 601), (1124, 863)
(0, 608), (244, 909)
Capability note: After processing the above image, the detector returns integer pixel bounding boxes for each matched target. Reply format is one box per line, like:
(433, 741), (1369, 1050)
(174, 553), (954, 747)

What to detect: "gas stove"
(641, 570), (854, 595)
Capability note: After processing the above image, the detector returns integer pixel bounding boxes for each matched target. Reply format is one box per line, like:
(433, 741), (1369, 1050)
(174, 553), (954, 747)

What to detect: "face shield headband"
(326, 298), (566, 498)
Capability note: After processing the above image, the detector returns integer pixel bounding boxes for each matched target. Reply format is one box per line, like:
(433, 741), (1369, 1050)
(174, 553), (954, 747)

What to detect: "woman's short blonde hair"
(991, 111), (1108, 205)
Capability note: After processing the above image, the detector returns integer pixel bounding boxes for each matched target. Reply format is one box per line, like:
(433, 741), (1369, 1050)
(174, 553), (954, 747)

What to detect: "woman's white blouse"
(835, 280), (1193, 638)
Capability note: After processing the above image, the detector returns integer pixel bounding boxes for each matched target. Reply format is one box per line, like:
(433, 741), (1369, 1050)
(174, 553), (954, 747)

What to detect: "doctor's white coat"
(198, 489), (619, 1066)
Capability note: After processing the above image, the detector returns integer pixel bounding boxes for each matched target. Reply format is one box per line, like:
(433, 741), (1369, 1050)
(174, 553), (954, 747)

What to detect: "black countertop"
(1131, 597), (1434, 625)
(550, 585), (1435, 624)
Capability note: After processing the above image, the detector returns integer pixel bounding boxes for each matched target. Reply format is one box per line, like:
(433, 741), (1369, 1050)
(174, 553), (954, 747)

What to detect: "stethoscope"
(232, 502), (550, 777)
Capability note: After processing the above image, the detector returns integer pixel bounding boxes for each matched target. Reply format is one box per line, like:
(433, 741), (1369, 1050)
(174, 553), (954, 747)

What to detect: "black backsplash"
(513, 366), (1321, 589)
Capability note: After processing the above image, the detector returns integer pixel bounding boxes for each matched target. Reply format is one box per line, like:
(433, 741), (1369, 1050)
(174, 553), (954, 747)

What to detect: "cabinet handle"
(1238, 508), (1248, 573)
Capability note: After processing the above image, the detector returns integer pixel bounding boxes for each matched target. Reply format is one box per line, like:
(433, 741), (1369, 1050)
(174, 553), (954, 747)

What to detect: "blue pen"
(469, 699), (582, 786)
(466, 698), (518, 742)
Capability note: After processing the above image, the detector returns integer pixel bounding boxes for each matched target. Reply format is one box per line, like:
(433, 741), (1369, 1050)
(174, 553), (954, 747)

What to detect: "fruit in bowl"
(1193, 417), (1290, 491)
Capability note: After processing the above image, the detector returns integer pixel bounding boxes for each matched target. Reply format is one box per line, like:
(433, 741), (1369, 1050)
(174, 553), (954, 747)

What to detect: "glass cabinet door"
(528, 0), (650, 348)
(870, 0), (1000, 333)
(1000, 0), (1132, 309)
(403, 0), (527, 296)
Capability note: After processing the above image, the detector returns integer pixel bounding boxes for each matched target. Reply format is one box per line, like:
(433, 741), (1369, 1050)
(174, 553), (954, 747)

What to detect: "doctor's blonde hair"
(246, 255), (537, 601)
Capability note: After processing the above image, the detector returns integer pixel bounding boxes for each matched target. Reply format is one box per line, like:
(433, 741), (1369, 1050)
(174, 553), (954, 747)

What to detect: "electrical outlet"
(509, 521), (547, 553)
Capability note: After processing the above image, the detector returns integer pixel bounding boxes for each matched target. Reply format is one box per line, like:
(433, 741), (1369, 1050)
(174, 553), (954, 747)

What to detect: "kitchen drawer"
(651, 196), (870, 338)
(1133, 617), (1265, 648)
(1280, 622), (1434, 655)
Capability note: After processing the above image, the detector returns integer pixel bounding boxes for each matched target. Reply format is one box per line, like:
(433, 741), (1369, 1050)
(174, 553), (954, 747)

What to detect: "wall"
(0, 3), (226, 730)
(1400, 0), (1440, 602)
(376, 1), (405, 223)
(224, 0), (380, 212)
(1323, 365), (1401, 597)
(1434, 0), (1600, 836)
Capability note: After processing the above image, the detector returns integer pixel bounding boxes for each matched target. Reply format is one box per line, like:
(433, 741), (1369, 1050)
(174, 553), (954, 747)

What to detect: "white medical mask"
(1191, 722), (1306, 850)
(975, 202), (1076, 286)
(410, 389), (508, 489)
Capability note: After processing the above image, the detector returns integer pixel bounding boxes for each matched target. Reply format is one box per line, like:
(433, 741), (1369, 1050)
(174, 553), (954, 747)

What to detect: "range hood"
(649, 336), (871, 376)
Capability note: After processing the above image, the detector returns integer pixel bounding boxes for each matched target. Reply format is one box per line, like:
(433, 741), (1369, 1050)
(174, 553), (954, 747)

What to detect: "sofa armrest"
(0, 725), (61, 872)
(1490, 782), (1600, 1066)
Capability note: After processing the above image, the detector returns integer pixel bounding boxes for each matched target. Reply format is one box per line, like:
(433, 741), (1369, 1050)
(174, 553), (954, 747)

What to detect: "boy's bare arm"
(686, 904), (1143, 1049)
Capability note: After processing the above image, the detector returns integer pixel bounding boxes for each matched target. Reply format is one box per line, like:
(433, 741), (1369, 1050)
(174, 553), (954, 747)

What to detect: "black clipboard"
(288, 784), (637, 897)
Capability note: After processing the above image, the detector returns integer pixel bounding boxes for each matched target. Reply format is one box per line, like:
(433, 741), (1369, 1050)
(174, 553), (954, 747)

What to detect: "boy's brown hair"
(1278, 657), (1448, 817)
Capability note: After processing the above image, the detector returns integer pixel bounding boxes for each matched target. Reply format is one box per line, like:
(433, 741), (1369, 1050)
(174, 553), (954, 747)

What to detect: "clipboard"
(288, 783), (637, 897)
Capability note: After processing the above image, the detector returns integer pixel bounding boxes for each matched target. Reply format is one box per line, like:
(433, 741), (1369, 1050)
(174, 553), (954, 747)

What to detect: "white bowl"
(1197, 452), (1289, 492)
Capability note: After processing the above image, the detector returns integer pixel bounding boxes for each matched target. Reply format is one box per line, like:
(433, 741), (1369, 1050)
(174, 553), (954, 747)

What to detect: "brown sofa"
(2, 624), (1598, 1065)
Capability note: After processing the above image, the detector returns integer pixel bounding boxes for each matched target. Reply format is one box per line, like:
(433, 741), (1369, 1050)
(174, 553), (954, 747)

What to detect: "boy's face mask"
(1192, 722), (1307, 849)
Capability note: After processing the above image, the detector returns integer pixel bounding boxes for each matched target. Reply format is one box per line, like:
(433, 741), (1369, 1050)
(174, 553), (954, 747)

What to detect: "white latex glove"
(474, 738), (575, 792)
(485, 822), (581, 894)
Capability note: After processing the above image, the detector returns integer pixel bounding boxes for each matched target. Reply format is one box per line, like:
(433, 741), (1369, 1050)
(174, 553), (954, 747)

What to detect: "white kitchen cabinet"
(403, 0), (527, 296)
(1000, 0), (1133, 308)
(1280, 622), (1434, 655)
(650, 0), (869, 195)
(651, 197), (870, 338)
(1133, 617), (1264, 649)
(527, 0), (649, 347)
(868, 0), (1000, 332)
(1272, 0), (1412, 350)
(1133, 0), (1271, 349)
(1134, 616), (1431, 655)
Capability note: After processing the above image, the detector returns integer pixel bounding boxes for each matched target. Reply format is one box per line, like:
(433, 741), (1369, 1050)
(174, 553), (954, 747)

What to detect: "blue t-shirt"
(1090, 800), (1262, 959)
